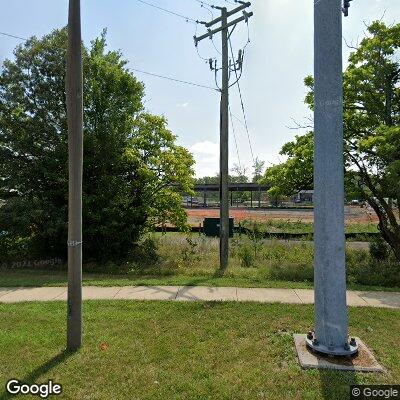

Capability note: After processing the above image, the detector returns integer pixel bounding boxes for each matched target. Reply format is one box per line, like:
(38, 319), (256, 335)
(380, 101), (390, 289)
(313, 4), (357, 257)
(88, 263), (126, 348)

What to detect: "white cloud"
(189, 140), (219, 177)
(177, 101), (189, 108)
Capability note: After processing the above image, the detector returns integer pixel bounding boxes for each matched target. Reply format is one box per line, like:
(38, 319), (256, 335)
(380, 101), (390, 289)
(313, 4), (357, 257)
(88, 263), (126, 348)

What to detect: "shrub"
(247, 221), (265, 258)
(130, 236), (159, 267)
(369, 235), (391, 260)
(237, 243), (255, 268)
(181, 236), (201, 264)
(0, 234), (40, 264)
(269, 261), (313, 282)
(347, 249), (400, 287)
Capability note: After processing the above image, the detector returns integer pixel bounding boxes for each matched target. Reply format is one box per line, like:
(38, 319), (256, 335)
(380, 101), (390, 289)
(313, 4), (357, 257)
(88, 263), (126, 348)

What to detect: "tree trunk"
(367, 197), (400, 262)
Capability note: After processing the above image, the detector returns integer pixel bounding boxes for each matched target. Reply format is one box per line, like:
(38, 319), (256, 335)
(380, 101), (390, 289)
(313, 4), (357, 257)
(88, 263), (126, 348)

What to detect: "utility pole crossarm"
(194, 12), (253, 45)
(205, 2), (251, 27)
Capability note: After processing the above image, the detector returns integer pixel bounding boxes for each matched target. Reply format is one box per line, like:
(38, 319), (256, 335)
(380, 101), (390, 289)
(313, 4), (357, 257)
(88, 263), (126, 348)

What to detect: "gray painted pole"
(306, 0), (357, 356)
(219, 7), (229, 270)
(66, 0), (83, 351)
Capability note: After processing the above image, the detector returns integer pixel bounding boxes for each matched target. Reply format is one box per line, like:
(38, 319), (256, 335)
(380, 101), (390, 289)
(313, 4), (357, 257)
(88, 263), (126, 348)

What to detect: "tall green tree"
(0, 29), (194, 261)
(251, 157), (265, 183)
(262, 21), (400, 260)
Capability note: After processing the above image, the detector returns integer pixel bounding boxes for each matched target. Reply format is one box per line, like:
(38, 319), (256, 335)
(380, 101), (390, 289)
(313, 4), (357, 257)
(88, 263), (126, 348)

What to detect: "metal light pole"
(66, 0), (83, 351)
(306, 0), (357, 356)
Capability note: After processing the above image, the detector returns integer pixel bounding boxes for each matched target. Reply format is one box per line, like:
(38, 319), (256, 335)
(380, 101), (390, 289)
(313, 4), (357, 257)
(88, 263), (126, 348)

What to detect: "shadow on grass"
(0, 349), (73, 400)
(319, 369), (358, 400)
(183, 269), (228, 286)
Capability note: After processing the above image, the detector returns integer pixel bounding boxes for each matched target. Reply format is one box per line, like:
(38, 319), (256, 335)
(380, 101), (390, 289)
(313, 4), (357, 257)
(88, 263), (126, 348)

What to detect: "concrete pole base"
(305, 331), (358, 356)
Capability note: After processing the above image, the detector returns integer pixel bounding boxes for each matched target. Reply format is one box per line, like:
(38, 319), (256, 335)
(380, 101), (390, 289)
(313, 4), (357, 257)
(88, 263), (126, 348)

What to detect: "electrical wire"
(229, 105), (242, 172)
(194, 24), (210, 62)
(134, 0), (204, 24)
(193, 2), (217, 64)
(230, 111), (246, 128)
(1, 33), (218, 92)
(0, 30), (218, 92)
(192, 0), (216, 8)
(243, 19), (251, 50)
(0, 31), (27, 41)
(196, 2), (222, 56)
(211, 36), (222, 55)
(228, 36), (255, 164)
(130, 67), (219, 91)
(193, 0), (236, 8)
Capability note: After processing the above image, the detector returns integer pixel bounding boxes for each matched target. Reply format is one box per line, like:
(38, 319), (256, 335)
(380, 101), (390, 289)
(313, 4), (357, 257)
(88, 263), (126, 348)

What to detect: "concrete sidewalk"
(0, 286), (400, 308)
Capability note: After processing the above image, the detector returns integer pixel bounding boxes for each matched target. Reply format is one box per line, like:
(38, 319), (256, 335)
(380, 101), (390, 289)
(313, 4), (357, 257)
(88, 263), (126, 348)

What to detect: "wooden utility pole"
(219, 7), (229, 270)
(66, 0), (83, 351)
(194, 2), (253, 270)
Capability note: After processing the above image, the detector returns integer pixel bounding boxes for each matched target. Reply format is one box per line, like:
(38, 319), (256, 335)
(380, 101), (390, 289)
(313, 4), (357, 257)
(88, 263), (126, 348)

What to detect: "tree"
(0, 29), (194, 261)
(230, 164), (249, 204)
(231, 163), (248, 182)
(262, 21), (400, 260)
(252, 157), (265, 183)
(262, 133), (313, 198)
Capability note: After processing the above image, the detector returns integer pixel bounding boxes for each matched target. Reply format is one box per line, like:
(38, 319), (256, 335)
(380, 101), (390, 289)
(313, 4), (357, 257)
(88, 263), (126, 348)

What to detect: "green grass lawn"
(2, 268), (400, 293)
(1, 233), (399, 292)
(0, 268), (317, 289)
(241, 219), (378, 235)
(0, 301), (399, 399)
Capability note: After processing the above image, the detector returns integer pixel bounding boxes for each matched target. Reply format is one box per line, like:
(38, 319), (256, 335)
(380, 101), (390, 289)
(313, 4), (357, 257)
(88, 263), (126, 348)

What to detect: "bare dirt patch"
(186, 206), (378, 226)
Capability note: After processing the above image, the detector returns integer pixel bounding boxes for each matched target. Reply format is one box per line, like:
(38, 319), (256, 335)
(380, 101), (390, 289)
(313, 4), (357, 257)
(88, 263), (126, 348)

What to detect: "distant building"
(293, 190), (314, 203)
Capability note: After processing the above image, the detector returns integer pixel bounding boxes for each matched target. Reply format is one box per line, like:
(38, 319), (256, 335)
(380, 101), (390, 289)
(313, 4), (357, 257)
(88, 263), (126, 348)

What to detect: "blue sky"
(1, 0), (399, 177)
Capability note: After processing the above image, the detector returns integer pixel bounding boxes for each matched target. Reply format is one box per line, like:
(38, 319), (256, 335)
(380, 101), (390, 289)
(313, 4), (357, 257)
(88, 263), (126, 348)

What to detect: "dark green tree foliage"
(0, 29), (194, 261)
(261, 133), (314, 198)
(262, 22), (400, 260)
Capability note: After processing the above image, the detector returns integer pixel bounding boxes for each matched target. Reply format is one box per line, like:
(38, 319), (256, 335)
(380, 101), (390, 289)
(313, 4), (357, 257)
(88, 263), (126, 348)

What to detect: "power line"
(194, 23), (213, 63)
(134, 0), (204, 24)
(230, 111), (246, 127)
(0, 29), (217, 92)
(193, 0), (236, 8)
(243, 17), (251, 50)
(228, 36), (255, 164)
(229, 105), (242, 172)
(200, 3), (222, 56)
(0, 31), (27, 41)
(130, 67), (219, 91)
(193, 0), (215, 8)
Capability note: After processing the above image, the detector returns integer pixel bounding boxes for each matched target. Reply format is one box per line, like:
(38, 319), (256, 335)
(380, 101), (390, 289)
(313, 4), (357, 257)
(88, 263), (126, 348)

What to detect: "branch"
(343, 36), (359, 51)
(285, 117), (313, 130)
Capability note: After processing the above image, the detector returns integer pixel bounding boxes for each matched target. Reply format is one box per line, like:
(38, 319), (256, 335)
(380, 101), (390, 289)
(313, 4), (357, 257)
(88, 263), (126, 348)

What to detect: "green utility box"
(203, 218), (234, 237)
